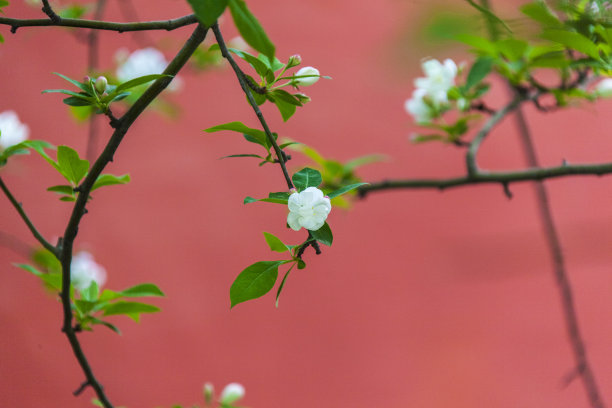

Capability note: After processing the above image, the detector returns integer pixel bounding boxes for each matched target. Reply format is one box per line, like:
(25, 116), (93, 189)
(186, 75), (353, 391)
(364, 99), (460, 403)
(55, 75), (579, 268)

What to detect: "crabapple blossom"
(404, 88), (432, 124)
(220, 383), (245, 404)
(71, 251), (107, 293)
(294, 66), (320, 86)
(287, 187), (332, 231)
(0, 110), (29, 150)
(596, 78), (612, 96)
(414, 58), (458, 104)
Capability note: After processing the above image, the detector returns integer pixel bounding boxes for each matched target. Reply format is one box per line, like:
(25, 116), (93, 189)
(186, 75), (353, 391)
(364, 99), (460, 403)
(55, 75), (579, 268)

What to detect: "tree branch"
(0, 14), (198, 33)
(0, 177), (57, 255)
(358, 161), (612, 195)
(57, 23), (209, 408)
(211, 23), (294, 190)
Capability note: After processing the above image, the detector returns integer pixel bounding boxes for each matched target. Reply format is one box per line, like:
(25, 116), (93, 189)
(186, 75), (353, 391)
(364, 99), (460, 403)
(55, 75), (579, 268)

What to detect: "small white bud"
(94, 76), (108, 94)
(220, 383), (245, 405)
(294, 66), (320, 87)
(203, 382), (214, 405)
(287, 54), (302, 68)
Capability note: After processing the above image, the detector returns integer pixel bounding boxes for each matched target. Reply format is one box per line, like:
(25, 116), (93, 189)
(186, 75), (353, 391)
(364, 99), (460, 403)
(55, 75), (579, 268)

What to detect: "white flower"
(116, 47), (181, 91)
(0, 110), (29, 150)
(590, 1), (600, 13)
(414, 58), (457, 103)
(404, 88), (432, 123)
(228, 36), (249, 51)
(287, 187), (331, 231)
(294, 66), (320, 87)
(71, 252), (107, 292)
(220, 383), (245, 405)
(596, 78), (612, 96)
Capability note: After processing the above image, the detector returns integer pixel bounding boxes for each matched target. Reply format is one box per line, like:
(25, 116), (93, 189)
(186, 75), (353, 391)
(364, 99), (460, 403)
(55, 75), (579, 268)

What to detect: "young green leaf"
(187, 0), (228, 27)
(221, 153), (264, 160)
(263, 232), (289, 252)
(47, 185), (74, 195)
(52, 72), (92, 94)
(465, 57), (494, 89)
(14, 263), (42, 276)
(520, 1), (562, 27)
(228, 0), (275, 60)
(327, 182), (369, 199)
(115, 74), (172, 93)
(205, 121), (268, 148)
(119, 283), (165, 297)
(275, 263), (295, 308)
(292, 167), (322, 191)
(310, 222), (333, 246)
(273, 98), (298, 122)
(541, 29), (600, 60)
(57, 145), (89, 185)
(230, 260), (283, 308)
(91, 174), (131, 191)
(102, 301), (160, 318)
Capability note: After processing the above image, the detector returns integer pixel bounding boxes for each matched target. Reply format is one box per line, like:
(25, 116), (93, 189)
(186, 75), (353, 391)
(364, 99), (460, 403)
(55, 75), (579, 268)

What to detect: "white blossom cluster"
(0, 110), (29, 150)
(71, 251), (107, 293)
(287, 187), (331, 231)
(116, 47), (182, 91)
(404, 58), (458, 123)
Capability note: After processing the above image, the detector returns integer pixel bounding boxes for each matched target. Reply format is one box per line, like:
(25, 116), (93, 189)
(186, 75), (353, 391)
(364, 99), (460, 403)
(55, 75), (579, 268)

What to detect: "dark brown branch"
(211, 23), (294, 190)
(57, 24), (209, 408)
(1, 14), (198, 33)
(41, 0), (61, 23)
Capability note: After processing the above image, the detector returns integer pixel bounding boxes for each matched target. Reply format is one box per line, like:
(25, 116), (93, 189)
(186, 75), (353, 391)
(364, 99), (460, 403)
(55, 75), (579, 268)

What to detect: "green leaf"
(520, 1), (562, 27)
(62, 96), (95, 107)
(119, 283), (165, 297)
(327, 182), (369, 199)
(273, 98), (297, 122)
(91, 174), (130, 191)
(53, 72), (92, 94)
(464, 0), (512, 34)
(205, 121), (268, 148)
(310, 222), (333, 246)
(230, 261), (283, 307)
(226, 47), (270, 78)
(271, 89), (302, 106)
(42, 89), (94, 100)
(228, 0), (275, 60)
(14, 263), (42, 276)
(263, 232), (289, 252)
(47, 185), (74, 195)
(187, 0), (228, 27)
(465, 57), (494, 89)
(75, 299), (97, 314)
(59, 196), (76, 202)
(102, 301), (160, 319)
(90, 318), (122, 335)
(221, 153), (264, 160)
(57, 145), (89, 185)
(541, 29), (600, 60)
(275, 263), (295, 308)
(292, 167), (322, 191)
(115, 74), (172, 93)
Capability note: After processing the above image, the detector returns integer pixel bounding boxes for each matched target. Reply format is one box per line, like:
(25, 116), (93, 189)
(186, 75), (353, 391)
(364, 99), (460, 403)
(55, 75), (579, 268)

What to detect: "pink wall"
(1, 1), (612, 407)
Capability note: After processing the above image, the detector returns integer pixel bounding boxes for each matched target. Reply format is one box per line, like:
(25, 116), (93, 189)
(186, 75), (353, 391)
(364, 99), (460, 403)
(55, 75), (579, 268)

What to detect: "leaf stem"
(212, 23), (294, 190)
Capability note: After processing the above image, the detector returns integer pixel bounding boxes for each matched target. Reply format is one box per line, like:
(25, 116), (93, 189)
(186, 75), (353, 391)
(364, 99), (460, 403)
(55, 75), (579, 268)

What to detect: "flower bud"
(83, 76), (91, 83)
(294, 66), (320, 87)
(203, 382), (214, 405)
(287, 54), (302, 68)
(457, 97), (469, 111)
(596, 78), (612, 96)
(294, 93), (311, 104)
(94, 76), (108, 94)
(220, 383), (245, 405)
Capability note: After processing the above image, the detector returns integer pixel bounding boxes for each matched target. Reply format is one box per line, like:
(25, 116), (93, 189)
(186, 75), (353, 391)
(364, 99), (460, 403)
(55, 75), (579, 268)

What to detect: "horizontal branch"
(359, 161), (612, 195)
(0, 13), (198, 33)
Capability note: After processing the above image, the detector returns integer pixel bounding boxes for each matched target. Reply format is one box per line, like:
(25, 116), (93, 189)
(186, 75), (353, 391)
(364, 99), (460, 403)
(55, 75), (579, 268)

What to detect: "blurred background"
(1, 0), (612, 407)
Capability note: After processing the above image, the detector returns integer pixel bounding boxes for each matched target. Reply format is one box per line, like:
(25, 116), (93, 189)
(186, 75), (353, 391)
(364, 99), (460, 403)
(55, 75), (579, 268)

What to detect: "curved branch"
(0, 14), (198, 33)
(0, 177), (57, 255)
(57, 23), (209, 408)
(359, 161), (612, 195)
(211, 23), (294, 190)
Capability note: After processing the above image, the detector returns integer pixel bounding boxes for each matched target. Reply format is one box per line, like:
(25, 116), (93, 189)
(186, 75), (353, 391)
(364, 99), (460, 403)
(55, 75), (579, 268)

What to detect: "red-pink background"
(1, 1), (612, 407)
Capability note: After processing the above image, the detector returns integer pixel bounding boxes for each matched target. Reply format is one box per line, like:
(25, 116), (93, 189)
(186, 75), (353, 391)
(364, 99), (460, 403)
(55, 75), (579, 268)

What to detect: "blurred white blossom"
(220, 383), (245, 405)
(0, 110), (29, 150)
(405, 58), (458, 123)
(287, 187), (331, 231)
(71, 252), (107, 292)
(294, 66), (320, 87)
(228, 36), (249, 51)
(404, 88), (432, 124)
(596, 78), (612, 96)
(115, 47), (182, 91)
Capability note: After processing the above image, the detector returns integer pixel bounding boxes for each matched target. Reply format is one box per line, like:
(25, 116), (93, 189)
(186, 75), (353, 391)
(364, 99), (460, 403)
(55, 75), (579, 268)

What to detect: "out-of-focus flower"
(404, 88), (432, 124)
(116, 47), (182, 91)
(596, 78), (612, 96)
(0, 110), (29, 150)
(414, 58), (457, 104)
(71, 252), (107, 292)
(294, 66), (320, 87)
(590, 1), (600, 13)
(287, 187), (331, 231)
(228, 36), (249, 51)
(220, 383), (245, 405)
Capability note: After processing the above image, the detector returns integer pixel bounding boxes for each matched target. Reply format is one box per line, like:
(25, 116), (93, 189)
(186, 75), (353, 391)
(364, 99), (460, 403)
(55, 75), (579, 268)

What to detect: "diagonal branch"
(57, 23), (209, 408)
(0, 177), (57, 255)
(0, 14), (198, 33)
(211, 23), (294, 190)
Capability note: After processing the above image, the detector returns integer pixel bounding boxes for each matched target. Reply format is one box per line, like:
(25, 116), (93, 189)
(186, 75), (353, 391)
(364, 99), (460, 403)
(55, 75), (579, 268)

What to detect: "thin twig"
(1, 14), (198, 33)
(0, 177), (57, 255)
(116, 0), (155, 46)
(211, 23), (294, 190)
(57, 24), (209, 408)
(41, 0), (61, 23)
(512, 103), (606, 408)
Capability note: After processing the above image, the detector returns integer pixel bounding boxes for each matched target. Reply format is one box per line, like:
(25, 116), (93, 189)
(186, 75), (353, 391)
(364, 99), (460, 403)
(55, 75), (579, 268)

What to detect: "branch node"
(10, 26), (17, 34)
(73, 380), (90, 396)
(502, 182), (513, 199)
